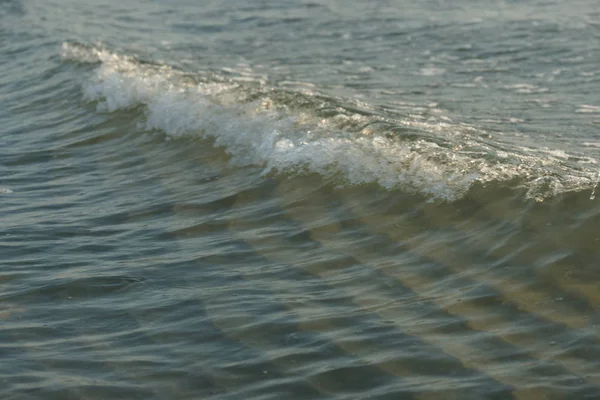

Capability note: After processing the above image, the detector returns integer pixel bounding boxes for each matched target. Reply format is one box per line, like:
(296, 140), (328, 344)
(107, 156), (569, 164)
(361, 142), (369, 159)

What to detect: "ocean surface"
(2, 0), (600, 398)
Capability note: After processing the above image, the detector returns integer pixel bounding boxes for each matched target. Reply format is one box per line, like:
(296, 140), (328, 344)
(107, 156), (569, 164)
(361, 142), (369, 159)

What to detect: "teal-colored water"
(2, 1), (600, 399)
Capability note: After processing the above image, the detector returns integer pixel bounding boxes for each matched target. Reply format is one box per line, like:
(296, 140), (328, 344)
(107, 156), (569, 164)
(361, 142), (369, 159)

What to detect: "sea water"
(2, 0), (600, 399)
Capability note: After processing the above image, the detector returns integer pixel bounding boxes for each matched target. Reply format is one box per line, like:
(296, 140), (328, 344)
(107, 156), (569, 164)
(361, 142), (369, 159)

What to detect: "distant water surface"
(2, 0), (600, 399)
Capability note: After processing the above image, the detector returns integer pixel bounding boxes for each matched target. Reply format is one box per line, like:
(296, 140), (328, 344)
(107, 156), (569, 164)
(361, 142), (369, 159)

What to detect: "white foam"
(576, 104), (600, 114)
(61, 43), (599, 202)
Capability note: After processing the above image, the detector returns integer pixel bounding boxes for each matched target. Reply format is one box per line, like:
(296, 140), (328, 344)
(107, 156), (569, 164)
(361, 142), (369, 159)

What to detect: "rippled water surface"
(2, 0), (600, 399)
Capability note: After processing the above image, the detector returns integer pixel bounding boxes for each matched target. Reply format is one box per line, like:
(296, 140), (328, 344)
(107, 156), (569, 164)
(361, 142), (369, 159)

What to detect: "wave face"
(61, 42), (599, 202)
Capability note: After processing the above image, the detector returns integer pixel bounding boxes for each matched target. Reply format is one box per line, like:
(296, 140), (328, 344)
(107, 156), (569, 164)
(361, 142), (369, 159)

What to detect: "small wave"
(60, 42), (599, 202)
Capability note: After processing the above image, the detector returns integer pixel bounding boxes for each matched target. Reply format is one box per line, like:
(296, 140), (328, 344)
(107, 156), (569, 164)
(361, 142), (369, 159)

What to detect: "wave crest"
(61, 42), (598, 202)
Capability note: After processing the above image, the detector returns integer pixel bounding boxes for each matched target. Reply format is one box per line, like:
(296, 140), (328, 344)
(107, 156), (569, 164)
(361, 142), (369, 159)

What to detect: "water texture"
(2, 0), (600, 399)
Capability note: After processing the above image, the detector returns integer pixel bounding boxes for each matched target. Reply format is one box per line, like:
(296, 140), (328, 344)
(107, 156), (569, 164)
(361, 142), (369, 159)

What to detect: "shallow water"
(2, 0), (600, 399)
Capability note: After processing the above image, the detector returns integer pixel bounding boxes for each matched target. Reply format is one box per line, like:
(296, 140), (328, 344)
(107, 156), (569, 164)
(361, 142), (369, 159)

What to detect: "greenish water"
(2, 0), (600, 399)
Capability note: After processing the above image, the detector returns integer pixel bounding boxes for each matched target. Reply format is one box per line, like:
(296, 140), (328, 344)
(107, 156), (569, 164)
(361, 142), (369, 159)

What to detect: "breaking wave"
(61, 42), (599, 202)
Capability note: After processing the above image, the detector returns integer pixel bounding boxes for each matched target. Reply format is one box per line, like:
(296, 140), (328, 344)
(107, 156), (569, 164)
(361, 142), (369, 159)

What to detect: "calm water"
(2, 0), (600, 399)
